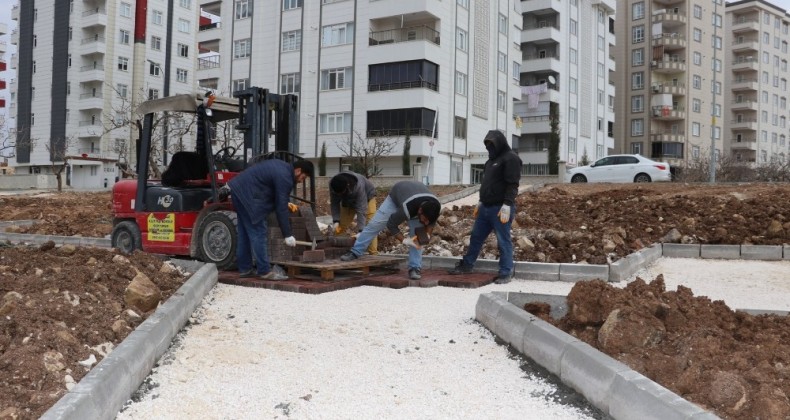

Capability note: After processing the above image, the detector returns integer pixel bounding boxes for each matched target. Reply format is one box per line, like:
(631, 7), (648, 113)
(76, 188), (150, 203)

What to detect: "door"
(588, 156), (616, 182)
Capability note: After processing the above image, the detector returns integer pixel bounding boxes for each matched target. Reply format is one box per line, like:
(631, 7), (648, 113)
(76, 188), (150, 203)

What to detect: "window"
(598, 89), (605, 105)
(692, 98), (701, 113)
(570, 48), (577, 64)
(152, 10), (163, 25)
(235, 0), (252, 19)
(632, 48), (644, 66)
(68, 27), (72, 41)
(178, 43), (189, 58)
(457, 0), (469, 8)
(149, 62), (161, 76)
(764, 32), (770, 44)
(67, 54), (71, 67)
(569, 137), (577, 154)
(178, 19), (190, 33)
(631, 119), (644, 136)
(632, 25), (644, 43)
(32, 61), (36, 73)
(457, 28), (468, 51)
(570, 19), (577, 36)
(631, 142), (642, 155)
(713, 36), (722, 49)
(693, 5), (702, 18)
(234, 39), (252, 58)
(632, 2), (644, 20)
(180, 0), (191, 8)
(498, 14), (507, 34)
(713, 14), (722, 27)
(693, 75), (701, 89)
(693, 28), (702, 42)
(119, 29), (130, 44)
(569, 78), (577, 94)
(319, 113), (352, 134)
(151, 36), (161, 50)
(631, 72), (644, 89)
(497, 90), (506, 111)
(569, 108), (577, 123)
(692, 122), (700, 136)
(322, 23), (354, 46)
(282, 30), (302, 52)
(118, 56), (129, 71)
(117, 84), (128, 98)
(176, 68), (188, 83)
(691, 52), (702, 65)
(497, 52), (506, 72)
(631, 95), (644, 112)
(233, 78), (250, 92)
(598, 63), (605, 77)
(280, 73), (300, 93)
(512, 62), (520, 81)
(120, 2), (131, 17)
(454, 117), (467, 139)
(66, 82), (70, 95)
(283, 0), (302, 10)
(598, 35), (604, 50)
(455, 71), (467, 95)
(321, 67), (352, 90)
(148, 89), (160, 100)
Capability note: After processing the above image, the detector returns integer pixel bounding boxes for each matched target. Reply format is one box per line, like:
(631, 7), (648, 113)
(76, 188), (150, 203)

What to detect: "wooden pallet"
(271, 255), (404, 281)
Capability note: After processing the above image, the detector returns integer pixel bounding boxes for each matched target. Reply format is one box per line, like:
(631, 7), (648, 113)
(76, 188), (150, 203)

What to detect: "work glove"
(287, 203), (299, 213)
(402, 236), (421, 250)
(473, 202), (481, 218)
(217, 185), (231, 202)
(284, 236), (296, 247)
(333, 222), (342, 235)
(498, 204), (511, 224)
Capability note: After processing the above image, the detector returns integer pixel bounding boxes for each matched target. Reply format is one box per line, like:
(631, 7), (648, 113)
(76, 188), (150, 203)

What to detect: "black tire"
(111, 221), (142, 255)
(196, 211), (237, 270)
(634, 173), (652, 183)
(571, 174), (587, 183)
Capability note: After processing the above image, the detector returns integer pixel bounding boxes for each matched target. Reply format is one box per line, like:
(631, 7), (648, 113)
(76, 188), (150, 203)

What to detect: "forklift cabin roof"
(135, 93), (240, 123)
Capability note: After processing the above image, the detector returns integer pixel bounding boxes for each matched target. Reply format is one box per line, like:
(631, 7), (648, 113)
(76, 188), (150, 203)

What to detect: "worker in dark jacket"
(329, 171), (378, 255)
(340, 180), (440, 280)
(448, 130), (521, 284)
(221, 159), (314, 279)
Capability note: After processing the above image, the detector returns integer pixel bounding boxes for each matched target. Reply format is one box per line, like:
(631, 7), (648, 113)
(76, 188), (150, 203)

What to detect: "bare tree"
(675, 150), (790, 183)
(44, 135), (76, 192)
(336, 130), (398, 178)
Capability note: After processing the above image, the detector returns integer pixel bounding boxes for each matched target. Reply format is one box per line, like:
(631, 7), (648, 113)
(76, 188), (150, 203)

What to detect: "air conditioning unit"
(652, 85), (661, 92)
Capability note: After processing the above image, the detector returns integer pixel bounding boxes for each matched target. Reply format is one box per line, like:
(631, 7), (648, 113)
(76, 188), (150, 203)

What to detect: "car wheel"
(571, 174), (587, 183)
(634, 173), (652, 183)
(197, 211), (238, 270)
(111, 221), (142, 255)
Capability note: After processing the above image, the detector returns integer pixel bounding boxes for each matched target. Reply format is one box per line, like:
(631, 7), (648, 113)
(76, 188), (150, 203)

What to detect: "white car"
(565, 154), (671, 183)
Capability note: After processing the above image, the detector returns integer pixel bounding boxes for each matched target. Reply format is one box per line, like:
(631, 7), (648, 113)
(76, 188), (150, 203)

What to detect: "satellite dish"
(548, 75), (556, 84)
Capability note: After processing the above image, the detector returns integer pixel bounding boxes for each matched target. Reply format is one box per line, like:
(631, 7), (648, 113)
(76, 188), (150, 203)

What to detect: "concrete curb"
(41, 263), (218, 420)
(476, 292), (717, 419)
(0, 231), (111, 248)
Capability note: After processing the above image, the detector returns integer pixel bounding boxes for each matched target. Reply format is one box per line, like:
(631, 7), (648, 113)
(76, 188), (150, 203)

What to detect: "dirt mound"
(531, 277), (790, 419)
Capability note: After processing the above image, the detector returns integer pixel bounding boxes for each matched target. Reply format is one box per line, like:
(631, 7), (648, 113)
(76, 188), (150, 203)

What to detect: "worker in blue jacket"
(220, 159), (314, 279)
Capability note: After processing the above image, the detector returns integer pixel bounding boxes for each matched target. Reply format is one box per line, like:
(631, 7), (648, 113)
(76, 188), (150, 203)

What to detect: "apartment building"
(0, 20), (7, 126)
(10, 0), (199, 189)
(725, 0), (790, 165)
(613, 0), (722, 168)
(197, 0), (523, 185)
(515, 0), (617, 169)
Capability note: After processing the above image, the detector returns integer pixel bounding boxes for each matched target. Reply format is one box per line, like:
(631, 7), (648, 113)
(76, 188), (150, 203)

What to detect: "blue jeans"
(232, 194), (270, 274)
(461, 204), (514, 276)
(350, 196), (422, 270)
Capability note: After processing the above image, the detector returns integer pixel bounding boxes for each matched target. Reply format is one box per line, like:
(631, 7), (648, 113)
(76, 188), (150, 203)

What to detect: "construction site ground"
(1, 182), (790, 418)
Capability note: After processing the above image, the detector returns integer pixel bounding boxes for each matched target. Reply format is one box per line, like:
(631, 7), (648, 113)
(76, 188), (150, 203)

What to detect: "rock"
(597, 308), (665, 354)
(43, 351), (66, 372)
(39, 241), (56, 252)
(602, 239), (617, 253)
(78, 354), (97, 368)
(64, 374), (76, 391)
(112, 319), (130, 337)
(0, 407), (19, 419)
(159, 262), (178, 274)
(34, 268), (44, 277)
(752, 386), (790, 420)
(86, 257), (98, 266)
(58, 244), (77, 255)
(766, 220), (784, 239)
(112, 254), (130, 264)
(2, 291), (22, 304)
(680, 235), (695, 244)
(125, 309), (142, 322)
(124, 271), (162, 313)
(708, 371), (748, 412)
(55, 330), (79, 346)
(0, 300), (17, 316)
(644, 227), (653, 233)
(516, 237), (534, 249)
(660, 228), (682, 243)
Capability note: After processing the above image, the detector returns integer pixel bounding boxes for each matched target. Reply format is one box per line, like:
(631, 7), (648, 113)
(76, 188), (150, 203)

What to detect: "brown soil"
(530, 277), (790, 420)
(0, 182), (788, 418)
(0, 244), (189, 419)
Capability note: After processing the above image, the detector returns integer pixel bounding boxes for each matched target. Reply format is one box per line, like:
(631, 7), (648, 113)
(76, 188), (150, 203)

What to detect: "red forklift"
(110, 88), (314, 270)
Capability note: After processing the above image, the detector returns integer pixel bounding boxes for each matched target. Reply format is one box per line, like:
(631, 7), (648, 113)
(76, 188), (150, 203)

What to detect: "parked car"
(565, 154), (671, 183)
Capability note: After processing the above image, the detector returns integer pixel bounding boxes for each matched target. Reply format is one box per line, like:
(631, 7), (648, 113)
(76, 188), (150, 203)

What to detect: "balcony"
(11, 4), (18, 21)
(369, 25), (440, 46)
(522, 53), (562, 74)
(732, 39), (759, 52)
(651, 81), (685, 96)
(521, 22), (560, 44)
(9, 103), (15, 114)
(79, 64), (105, 82)
(730, 100), (758, 111)
(651, 105), (685, 120)
(0, 23), (7, 37)
(520, 0), (562, 13)
(651, 33), (686, 50)
(590, 0), (615, 13)
(650, 58), (686, 73)
(732, 57), (759, 72)
(11, 29), (17, 46)
(76, 148), (118, 160)
(81, 8), (107, 28)
(650, 142), (684, 159)
(731, 78), (758, 91)
(79, 92), (104, 110)
(730, 139), (757, 150)
(0, 79), (5, 89)
(198, 55), (220, 70)
(729, 118), (758, 130)
(652, 9), (687, 26)
(731, 17), (759, 33)
(80, 36), (106, 56)
(0, 41), (6, 54)
(77, 121), (103, 139)
(650, 130), (685, 143)
(516, 114), (551, 135)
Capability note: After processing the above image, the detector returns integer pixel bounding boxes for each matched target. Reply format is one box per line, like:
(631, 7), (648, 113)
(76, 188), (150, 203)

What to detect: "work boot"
(239, 269), (255, 278)
(408, 268), (422, 280)
(340, 251), (358, 262)
(260, 271), (286, 281)
(493, 273), (512, 284)
(447, 261), (473, 275)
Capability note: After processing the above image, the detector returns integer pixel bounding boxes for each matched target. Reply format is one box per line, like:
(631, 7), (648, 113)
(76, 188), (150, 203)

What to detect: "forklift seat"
(161, 152), (209, 187)
(145, 186), (214, 212)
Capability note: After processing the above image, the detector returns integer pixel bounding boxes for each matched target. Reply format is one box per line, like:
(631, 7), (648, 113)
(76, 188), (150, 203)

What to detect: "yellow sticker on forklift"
(148, 213), (175, 242)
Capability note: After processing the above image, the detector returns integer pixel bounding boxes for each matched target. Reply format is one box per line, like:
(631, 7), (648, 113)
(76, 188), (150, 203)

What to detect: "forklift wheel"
(111, 221), (142, 255)
(197, 211), (238, 270)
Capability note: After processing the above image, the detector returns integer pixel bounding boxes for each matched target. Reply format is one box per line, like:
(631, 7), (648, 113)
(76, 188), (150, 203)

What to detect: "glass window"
(176, 68), (188, 83)
(454, 117), (467, 139)
(498, 52), (506, 72)
(233, 78), (250, 92)
(119, 30), (130, 45)
(569, 108), (577, 123)
(319, 112), (352, 134)
(235, 0), (253, 19)
(322, 23), (354, 46)
(570, 48), (577, 64)
(151, 36), (161, 50)
(283, 0), (302, 10)
(693, 5), (702, 18)
(632, 48), (644, 66)
(498, 14), (507, 34)
(280, 73), (301, 93)
(693, 52), (701, 65)
(178, 43), (189, 58)
(693, 28), (702, 42)
(497, 90), (506, 111)
(631, 72), (644, 89)
(632, 2), (644, 20)
(149, 62), (161, 76)
(282, 30), (302, 52)
(632, 25), (644, 43)
(118, 56), (129, 71)
(570, 19), (577, 35)
(117, 84), (128, 98)
(692, 98), (701, 113)
(178, 19), (190, 33)
(234, 39), (252, 58)
(455, 71), (467, 95)
(693, 75), (701, 89)
(321, 67), (352, 90)
(631, 119), (644, 136)
(120, 2), (131, 17)
(152, 10), (163, 25)
(456, 28), (468, 51)
(631, 95), (644, 112)
(180, 0), (191, 8)
(570, 78), (577, 94)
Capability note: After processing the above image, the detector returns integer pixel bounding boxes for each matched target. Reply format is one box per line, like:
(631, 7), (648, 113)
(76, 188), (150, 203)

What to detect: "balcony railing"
(80, 92), (104, 99)
(82, 8), (106, 17)
(199, 22), (221, 31)
(523, 22), (559, 30)
(523, 53), (560, 60)
(368, 80), (438, 92)
(80, 64), (105, 72)
(81, 36), (106, 45)
(198, 56), (220, 70)
(733, 17), (759, 24)
(78, 121), (101, 127)
(366, 128), (437, 138)
(369, 25), (440, 46)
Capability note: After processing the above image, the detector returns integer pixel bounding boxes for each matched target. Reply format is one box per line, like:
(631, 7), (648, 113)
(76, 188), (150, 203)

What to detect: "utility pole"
(709, 0), (719, 183)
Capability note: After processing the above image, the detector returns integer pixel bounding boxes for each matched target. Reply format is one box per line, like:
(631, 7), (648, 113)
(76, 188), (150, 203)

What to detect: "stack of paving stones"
(266, 206), (353, 262)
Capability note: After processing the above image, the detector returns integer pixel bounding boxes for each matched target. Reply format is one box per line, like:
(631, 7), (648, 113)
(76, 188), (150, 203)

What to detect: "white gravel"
(117, 258), (790, 419)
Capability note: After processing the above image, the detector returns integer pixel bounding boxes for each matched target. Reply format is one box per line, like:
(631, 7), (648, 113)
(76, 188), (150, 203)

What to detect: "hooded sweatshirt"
(479, 130), (522, 207)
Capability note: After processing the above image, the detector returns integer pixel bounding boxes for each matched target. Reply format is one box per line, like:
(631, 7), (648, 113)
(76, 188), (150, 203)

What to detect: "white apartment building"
(10, 0), (199, 189)
(515, 0), (617, 169)
(197, 0), (523, 185)
(614, 0), (722, 169)
(725, 0), (790, 165)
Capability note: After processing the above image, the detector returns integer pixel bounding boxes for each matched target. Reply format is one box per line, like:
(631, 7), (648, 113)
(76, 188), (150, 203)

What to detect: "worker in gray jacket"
(329, 171), (378, 255)
(340, 181), (440, 280)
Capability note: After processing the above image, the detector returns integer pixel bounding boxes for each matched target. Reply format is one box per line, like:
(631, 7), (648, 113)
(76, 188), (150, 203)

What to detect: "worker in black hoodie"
(448, 130), (522, 283)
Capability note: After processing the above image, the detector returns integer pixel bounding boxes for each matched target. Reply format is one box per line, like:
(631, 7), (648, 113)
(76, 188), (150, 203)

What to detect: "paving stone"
(559, 263), (609, 282)
(700, 244), (740, 259)
(661, 243), (700, 258)
(740, 245), (783, 260)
